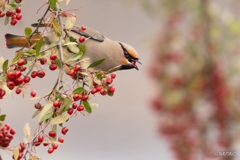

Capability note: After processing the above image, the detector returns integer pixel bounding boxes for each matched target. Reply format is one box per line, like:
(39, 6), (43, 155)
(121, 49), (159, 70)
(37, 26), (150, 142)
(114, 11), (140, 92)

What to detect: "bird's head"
(118, 42), (141, 71)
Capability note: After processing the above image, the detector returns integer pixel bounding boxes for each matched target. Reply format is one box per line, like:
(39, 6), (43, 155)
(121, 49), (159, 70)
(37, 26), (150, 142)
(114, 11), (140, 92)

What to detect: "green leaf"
(52, 124), (57, 140)
(88, 78), (93, 89)
(67, 43), (80, 54)
(10, 4), (16, 7)
(55, 58), (62, 68)
(49, 0), (57, 10)
(25, 27), (32, 37)
(2, 1), (5, 11)
(32, 108), (43, 118)
(24, 123), (31, 140)
(50, 113), (70, 124)
(41, 112), (53, 122)
(59, 86), (63, 90)
(25, 50), (36, 54)
(5, 16), (9, 25)
(60, 97), (73, 113)
(69, 36), (75, 42)
(12, 51), (23, 64)
(0, 115), (6, 121)
(107, 65), (121, 74)
(10, 0), (15, 4)
(72, 87), (84, 94)
(36, 38), (43, 56)
(90, 103), (99, 109)
(67, 52), (83, 62)
(83, 101), (92, 114)
(78, 44), (87, 53)
(13, 147), (19, 160)
(55, 93), (64, 101)
(2, 60), (8, 74)
(53, 19), (62, 37)
(15, 1), (25, 8)
(65, 15), (76, 30)
(107, 91), (114, 97)
(39, 103), (53, 123)
(0, 75), (7, 81)
(88, 58), (106, 68)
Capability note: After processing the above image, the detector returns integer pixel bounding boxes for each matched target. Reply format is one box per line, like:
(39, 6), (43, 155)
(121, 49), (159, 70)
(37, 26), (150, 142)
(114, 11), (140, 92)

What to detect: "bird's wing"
(71, 26), (105, 42)
(31, 23), (105, 42)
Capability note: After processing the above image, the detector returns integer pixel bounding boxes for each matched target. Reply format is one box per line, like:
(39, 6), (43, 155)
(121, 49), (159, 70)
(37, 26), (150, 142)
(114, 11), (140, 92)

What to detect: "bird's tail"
(5, 33), (25, 49)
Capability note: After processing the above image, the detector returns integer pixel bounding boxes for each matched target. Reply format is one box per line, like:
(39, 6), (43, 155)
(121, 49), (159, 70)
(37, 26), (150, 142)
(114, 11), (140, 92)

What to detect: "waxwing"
(5, 25), (141, 72)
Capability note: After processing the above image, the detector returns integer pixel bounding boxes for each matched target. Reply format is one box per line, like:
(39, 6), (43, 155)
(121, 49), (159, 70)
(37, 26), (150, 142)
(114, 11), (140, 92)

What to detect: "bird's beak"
(137, 60), (142, 65)
(120, 63), (139, 71)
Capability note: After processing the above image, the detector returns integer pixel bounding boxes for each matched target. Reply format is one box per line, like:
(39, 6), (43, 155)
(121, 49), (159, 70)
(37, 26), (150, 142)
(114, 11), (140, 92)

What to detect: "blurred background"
(1, 0), (240, 160)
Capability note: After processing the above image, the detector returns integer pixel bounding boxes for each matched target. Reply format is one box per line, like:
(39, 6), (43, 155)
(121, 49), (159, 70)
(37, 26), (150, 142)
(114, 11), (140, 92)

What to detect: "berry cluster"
(90, 72), (116, 95)
(0, 123), (16, 148)
(30, 128), (68, 154)
(1, 7), (22, 26)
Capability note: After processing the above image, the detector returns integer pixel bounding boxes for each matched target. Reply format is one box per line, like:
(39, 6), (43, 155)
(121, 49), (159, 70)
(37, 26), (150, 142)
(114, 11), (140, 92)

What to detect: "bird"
(4, 25), (141, 72)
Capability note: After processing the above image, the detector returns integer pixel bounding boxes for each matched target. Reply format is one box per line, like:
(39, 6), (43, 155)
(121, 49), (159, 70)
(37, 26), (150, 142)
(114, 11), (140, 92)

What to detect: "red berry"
(72, 103), (77, 109)
(51, 60), (56, 64)
(106, 77), (113, 85)
(16, 7), (21, 13)
(35, 103), (42, 109)
(24, 76), (31, 83)
(11, 10), (16, 15)
(69, 69), (75, 76)
(14, 70), (22, 78)
(93, 81), (98, 86)
(38, 135), (43, 142)
(68, 108), (73, 115)
(53, 100), (60, 108)
(43, 142), (49, 146)
(20, 66), (27, 71)
(81, 25), (86, 30)
(53, 143), (58, 149)
(10, 128), (15, 135)
(50, 54), (57, 60)
(8, 134), (13, 140)
(12, 15), (16, 19)
(37, 70), (45, 78)
(61, 127), (68, 135)
(109, 86), (115, 93)
(34, 140), (41, 146)
(0, 90), (6, 97)
(40, 58), (47, 65)
(48, 147), (54, 154)
(14, 13), (22, 21)
(20, 141), (26, 149)
(74, 65), (81, 71)
(7, 81), (15, 90)
(82, 95), (89, 101)
(77, 106), (84, 111)
(96, 85), (103, 92)
(91, 88), (97, 94)
(15, 77), (23, 85)
(6, 11), (12, 17)
(4, 137), (9, 143)
(5, 124), (10, 130)
(100, 88), (107, 95)
(49, 64), (57, 71)
(7, 71), (15, 80)
(31, 71), (37, 78)
(31, 90), (36, 97)
(111, 72), (116, 79)
(58, 137), (64, 143)
(79, 36), (85, 43)
(17, 59), (25, 66)
(0, 10), (2, 15)
(73, 94), (80, 101)
(49, 131), (56, 137)
(16, 88), (22, 94)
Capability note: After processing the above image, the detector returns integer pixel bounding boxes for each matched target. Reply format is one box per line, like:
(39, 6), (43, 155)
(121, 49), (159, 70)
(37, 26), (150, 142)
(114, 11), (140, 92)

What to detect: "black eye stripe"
(119, 43), (138, 61)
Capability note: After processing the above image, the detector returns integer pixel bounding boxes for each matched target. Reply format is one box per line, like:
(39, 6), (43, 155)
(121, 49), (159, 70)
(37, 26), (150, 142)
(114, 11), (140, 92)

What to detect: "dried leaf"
(24, 123), (31, 140)
(13, 147), (19, 160)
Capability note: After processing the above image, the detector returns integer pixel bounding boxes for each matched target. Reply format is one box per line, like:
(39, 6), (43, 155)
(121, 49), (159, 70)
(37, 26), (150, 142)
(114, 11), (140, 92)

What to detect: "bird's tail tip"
(4, 33), (22, 49)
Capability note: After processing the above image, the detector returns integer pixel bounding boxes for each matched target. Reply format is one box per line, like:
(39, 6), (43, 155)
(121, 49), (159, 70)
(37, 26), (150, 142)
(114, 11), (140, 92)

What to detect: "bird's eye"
(124, 51), (128, 56)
